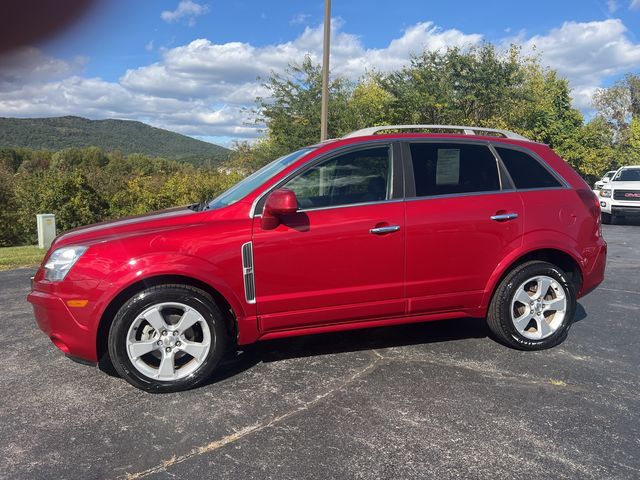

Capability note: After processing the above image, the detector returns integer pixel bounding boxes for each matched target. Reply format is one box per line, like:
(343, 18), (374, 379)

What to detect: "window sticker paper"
(436, 149), (460, 185)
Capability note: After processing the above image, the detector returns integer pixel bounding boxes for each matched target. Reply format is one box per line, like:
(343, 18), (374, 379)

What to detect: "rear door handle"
(370, 225), (401, 235)
(490, 213), (519, 222)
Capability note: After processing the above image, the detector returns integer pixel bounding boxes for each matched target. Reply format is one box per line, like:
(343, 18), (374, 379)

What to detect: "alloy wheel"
(510, 275), (567, 340)
(125, 302), (212, 381)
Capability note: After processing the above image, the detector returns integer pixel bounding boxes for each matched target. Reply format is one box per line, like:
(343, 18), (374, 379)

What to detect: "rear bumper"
(27, 289), (99, 362)
(579, 241), (607, 298)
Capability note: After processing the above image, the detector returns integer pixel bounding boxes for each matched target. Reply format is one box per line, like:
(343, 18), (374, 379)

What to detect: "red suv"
(28, 125), (607, 392)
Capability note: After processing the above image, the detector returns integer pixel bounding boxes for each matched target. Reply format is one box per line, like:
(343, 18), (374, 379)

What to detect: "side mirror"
(261, 188), (298, 229)
(602, 177), (610, 183)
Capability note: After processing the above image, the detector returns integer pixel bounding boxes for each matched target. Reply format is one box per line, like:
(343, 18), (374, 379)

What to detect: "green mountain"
(0, 116), (230, 166)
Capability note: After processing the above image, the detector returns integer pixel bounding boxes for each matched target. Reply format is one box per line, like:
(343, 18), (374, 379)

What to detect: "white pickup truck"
(598, 166), (640, 224)
(594, 170), (617, 190)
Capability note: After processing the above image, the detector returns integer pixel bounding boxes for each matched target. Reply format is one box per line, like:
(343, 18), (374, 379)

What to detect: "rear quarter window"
(496, 147), (562, 189)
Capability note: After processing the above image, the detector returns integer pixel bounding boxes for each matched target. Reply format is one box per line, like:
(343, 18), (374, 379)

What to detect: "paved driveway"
(1, 224), (639, 479)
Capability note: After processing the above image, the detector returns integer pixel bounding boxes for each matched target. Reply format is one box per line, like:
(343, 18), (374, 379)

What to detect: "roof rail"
(342, 124), (530, 141)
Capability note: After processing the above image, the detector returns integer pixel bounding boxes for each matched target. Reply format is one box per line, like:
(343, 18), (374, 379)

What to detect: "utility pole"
(320, 0), (331, 142)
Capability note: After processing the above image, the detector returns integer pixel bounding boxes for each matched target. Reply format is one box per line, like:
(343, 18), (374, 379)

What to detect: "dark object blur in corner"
(0, 0), (97, 54)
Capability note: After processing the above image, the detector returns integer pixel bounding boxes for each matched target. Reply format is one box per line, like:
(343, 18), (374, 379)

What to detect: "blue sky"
(2, 0), (640, 146)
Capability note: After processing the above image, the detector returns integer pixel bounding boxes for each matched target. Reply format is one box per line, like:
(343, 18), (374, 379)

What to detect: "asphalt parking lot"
(2, 223), (639, 480)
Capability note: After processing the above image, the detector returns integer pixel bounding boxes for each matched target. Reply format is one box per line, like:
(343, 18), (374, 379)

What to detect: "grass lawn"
(0, 245), (45, 271)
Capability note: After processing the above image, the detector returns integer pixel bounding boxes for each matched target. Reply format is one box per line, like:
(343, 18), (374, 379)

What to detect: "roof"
(342, 124), (530, 141)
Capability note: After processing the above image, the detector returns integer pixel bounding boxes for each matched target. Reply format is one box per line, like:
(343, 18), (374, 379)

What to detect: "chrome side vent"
(241, 242), (256, 304)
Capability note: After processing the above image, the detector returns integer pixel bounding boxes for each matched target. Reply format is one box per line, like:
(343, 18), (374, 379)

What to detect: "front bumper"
(611, 205), (640, 217)
(599, 194), (640, 216)
(599, 197), (611, 214)
(27, 288), (99, 362)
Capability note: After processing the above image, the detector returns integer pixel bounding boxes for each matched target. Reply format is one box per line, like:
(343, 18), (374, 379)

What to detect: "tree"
(0, 164), (19, 246)
(378, 44), (530, 126)
(0, 148), (22, 172)
(629, 117), (640, 153)
(225, 140), (267, 173)
(50, 147), (108, 171)
(256, 56), (355, 156)
(240, 45), (608, 180)
(13, 171), (108, 244)
(593, 74), (640, 135)
(556, 117), (614, 181)
(590, 74), (640, 174)
(593, 84), (632, 133)
(0, 145), (245, 246)
(108, 169), (241, 218)
(505, 66), (583, 145)
(348, 77), (394, 129)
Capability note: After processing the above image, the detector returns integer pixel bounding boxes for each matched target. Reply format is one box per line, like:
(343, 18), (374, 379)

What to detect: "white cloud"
(145, 40), (154, 52)
(333, 21), (482, 77)
(121, 20), (480, 101)
(161, 1), (208, 26)
(0, 47), (81, 91)
(630, 0), (640, 10)
(515, 19), (640, 110)
(1, 19), (639, 141)
(290, 13), (311, 26)
(608, 0), (619, 13)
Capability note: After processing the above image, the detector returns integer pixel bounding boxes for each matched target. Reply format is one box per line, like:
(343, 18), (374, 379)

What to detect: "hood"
(609, 181), (640, 190)
(52, 205), (204, 249)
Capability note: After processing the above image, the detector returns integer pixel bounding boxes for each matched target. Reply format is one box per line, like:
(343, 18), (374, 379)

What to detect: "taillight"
(576, 189), (599, 216)
(576, 188), (602, 235)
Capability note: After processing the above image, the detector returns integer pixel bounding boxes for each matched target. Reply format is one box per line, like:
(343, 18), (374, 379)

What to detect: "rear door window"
(495, 147), (561, 189)
(409, 143), (500, 197)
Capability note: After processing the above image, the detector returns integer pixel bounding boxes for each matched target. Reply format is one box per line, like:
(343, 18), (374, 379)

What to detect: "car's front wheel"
(108, 284), (227, 392)
(487, 261), (576, 350)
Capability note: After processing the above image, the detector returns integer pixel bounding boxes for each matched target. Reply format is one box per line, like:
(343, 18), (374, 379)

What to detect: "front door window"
(284, 146), (391, 210)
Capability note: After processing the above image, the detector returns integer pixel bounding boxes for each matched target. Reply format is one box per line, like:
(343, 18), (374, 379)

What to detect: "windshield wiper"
(188, 199), (209, 212)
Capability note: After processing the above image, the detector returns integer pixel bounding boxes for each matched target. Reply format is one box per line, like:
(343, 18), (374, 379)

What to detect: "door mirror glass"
(602, 177), (610, 183)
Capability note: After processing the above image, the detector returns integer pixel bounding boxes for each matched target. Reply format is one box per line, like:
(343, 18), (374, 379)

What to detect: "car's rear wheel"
(487, 261), (576, 350)
(108, 284), (226, 392)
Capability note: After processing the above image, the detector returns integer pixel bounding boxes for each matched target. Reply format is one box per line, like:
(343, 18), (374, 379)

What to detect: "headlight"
(599, 189), (611, 198)
(44, 246), (88, 281)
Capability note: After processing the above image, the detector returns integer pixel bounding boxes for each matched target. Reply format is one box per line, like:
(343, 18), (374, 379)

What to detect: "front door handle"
(490, 213), (519, 222)
(370, 225), (401, 235)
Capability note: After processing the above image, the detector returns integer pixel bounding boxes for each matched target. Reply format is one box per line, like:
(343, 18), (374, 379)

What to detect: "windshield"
(207, 147), (316, 210)
(613, 168), (640, 182)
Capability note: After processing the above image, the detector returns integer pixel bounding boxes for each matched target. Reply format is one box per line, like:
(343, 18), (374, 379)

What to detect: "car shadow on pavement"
(202, 317), (489, 385)
(575, 302), (587, 323)
(99, 303), (589, 385)
(98, 316), (490, 382)
(613, 217), (640, 226)
(204, 302), (590, 386)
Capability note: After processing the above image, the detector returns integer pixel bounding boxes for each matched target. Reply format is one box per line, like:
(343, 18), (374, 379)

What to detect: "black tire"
(601, 212), (612, 225)
(487, 261), (576, 351)
(108, 284), (227, 393)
